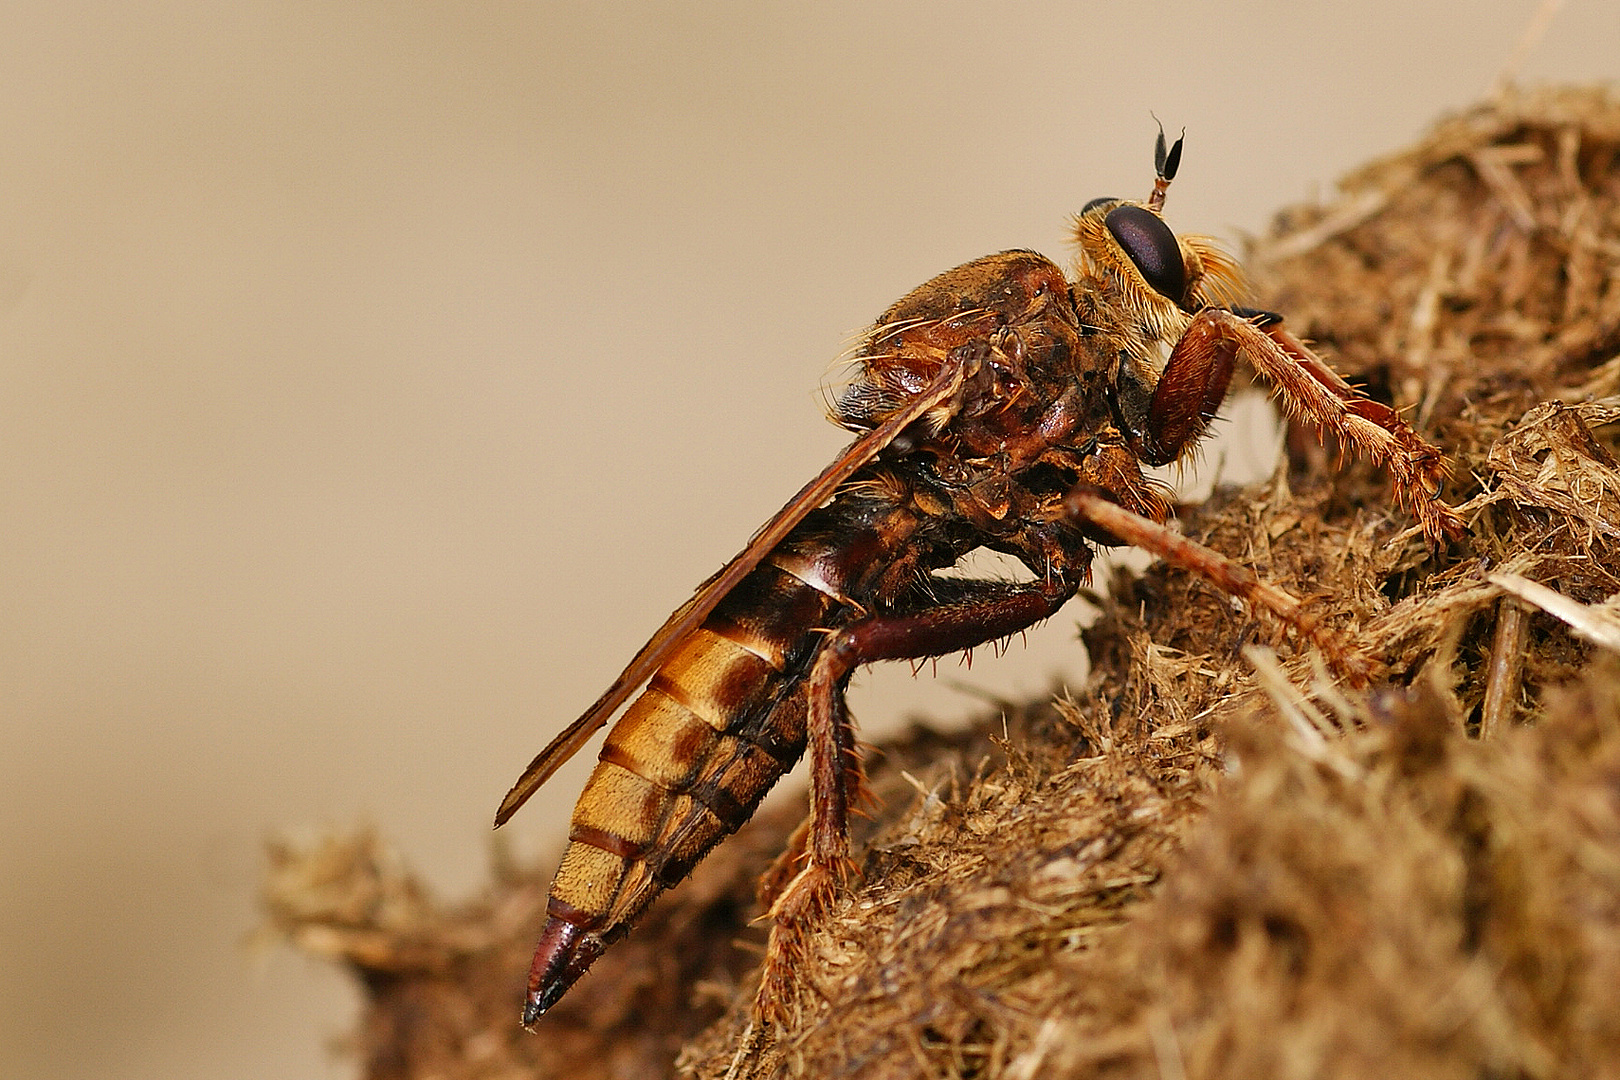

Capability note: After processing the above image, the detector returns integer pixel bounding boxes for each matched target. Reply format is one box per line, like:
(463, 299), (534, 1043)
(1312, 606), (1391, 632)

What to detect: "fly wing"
(493, 360), (968, 827)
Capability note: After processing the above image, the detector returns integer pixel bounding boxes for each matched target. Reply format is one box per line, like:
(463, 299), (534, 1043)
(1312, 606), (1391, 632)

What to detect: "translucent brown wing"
(493, 361), (968, 827)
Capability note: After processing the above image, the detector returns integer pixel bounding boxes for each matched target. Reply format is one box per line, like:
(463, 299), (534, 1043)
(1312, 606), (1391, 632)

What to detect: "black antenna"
(1148, 118), (1185, 212)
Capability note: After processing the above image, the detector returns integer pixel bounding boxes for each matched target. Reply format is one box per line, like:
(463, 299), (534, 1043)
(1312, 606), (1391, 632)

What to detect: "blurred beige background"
(1, 4), (1613, 1078)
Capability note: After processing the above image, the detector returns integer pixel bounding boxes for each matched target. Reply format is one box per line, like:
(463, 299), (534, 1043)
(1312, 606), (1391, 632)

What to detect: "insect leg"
(755, 574), (1080, 1023)
(809, 578), (1080, 869)
(1179, 309), (1464, 543)
(1123, 311), (1240, 468)
(1245, 317), (1464, 542)
(1063, 488), (1372, 683)
(1117, 307), (1463, 544)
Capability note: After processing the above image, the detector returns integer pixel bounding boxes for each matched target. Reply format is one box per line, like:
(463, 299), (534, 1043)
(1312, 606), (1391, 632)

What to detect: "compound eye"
(1080, 196), (1117, 215)
(1103, 204), (1186, 302)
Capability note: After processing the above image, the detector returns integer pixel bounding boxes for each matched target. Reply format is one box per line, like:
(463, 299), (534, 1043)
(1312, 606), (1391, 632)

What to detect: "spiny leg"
(753, 664), (857, 1026)
(1064, 488), (1372, 684)
(1117, 305), (1462, 543)
(1208, 310), (1463, 543)
(753, 574), (1080, 1026)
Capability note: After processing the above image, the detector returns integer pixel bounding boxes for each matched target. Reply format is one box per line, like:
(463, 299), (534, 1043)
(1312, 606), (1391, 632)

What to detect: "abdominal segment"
(526, 562), (834, 1015)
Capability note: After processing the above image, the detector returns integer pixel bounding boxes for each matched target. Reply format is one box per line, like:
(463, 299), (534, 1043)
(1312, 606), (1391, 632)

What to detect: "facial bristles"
(1182, 238), (1249, 311)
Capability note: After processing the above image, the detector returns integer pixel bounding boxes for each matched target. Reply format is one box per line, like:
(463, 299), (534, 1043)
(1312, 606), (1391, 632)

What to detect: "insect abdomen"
(525, 561), (837, 1018)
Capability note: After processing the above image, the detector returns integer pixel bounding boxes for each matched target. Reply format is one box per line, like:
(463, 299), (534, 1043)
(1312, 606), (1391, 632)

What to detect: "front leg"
(754, 572), (1081, 1025)
(1120, 306), (1463, 542)
(1237, 316), (1464, 542)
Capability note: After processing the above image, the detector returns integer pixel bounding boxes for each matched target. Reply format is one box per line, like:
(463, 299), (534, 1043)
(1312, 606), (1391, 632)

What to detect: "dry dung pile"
(263, 85), (1620, 1080)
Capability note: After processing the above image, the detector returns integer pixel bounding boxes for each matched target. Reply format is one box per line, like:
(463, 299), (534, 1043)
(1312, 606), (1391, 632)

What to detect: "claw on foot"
(752, 858), (855, 1028)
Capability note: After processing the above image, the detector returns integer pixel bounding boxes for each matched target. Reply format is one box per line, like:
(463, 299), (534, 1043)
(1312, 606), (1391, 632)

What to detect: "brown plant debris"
(265, 85), (1620, 1079)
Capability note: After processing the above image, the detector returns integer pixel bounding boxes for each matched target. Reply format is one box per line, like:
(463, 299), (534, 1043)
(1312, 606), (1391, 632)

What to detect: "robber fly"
(495, 129), (1463, 1028)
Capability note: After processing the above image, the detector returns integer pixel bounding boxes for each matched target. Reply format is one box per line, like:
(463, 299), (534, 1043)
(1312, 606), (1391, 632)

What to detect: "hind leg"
(753, 574), (1078, 1025)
